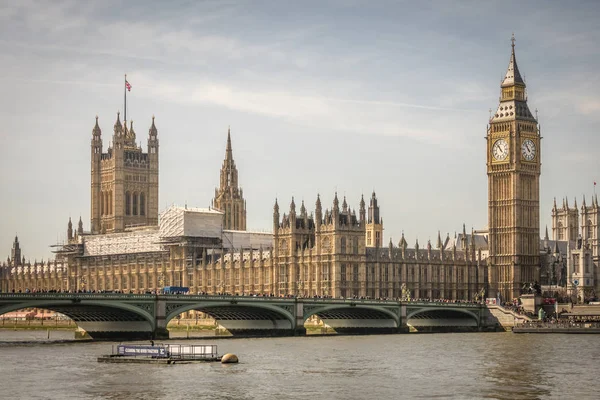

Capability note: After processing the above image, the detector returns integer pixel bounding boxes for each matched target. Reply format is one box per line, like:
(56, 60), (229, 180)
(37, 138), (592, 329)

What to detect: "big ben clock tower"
(487, 35), (541, 301)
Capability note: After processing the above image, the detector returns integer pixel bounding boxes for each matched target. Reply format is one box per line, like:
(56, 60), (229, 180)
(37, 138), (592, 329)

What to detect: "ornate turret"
(11, 235), (22, 267)
(315, 194), (322, 229)
(124, 120), (137, 148)
(93, 116), (102, 137)
(67, 217), (73, 241)
(365, 191), (383, 247)
(399, 232), (407, 251)
(213, 127), (246, 230)
(77, 216), (83, 235)
(359, 194), (366, 224)
(113, 112), (123, 135)
(273, 198), (280, 232)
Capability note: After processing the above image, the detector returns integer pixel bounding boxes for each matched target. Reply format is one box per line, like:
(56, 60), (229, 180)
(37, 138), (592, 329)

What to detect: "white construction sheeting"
(83, 228), (163, 256)
(223, 230), (273, 250)
(159, 206), (223, 238)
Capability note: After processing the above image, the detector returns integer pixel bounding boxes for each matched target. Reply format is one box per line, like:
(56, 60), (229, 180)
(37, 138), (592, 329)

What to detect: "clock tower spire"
(487, 35), (541, 301)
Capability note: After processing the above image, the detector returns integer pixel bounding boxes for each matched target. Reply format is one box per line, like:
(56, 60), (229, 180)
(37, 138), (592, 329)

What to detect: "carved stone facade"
(212, 128), (246, 231)
(542, 196), (600, 299)
(487, 38), (541, 301)
(2, 39), (560, 302)
(90, 114), (159, 234)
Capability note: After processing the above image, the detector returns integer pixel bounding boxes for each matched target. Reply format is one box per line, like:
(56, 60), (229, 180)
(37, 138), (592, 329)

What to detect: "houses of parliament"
(1, 40), (598, 303)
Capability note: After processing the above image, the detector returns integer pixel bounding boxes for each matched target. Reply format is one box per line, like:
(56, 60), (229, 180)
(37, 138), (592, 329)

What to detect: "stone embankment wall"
(484, 305), (531, 331)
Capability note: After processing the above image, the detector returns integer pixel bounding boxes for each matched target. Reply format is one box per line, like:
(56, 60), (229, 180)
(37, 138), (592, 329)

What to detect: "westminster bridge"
(0, 293), (494, 340)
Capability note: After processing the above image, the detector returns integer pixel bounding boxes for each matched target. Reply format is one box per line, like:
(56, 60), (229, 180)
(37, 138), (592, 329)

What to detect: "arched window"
(587, 220), (593, 239)
(353, 238), (359, 254)
(125, 192), (131, 216)
(558, 221), (564, 240)
(341, 237), (347, 253)
(140, 193), (145, 216)
(133, 192), (138, 215)
(109, 191), (113, 215)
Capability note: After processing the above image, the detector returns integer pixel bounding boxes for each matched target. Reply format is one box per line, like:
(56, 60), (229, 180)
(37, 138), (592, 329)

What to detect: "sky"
(1, 0), (599, 262)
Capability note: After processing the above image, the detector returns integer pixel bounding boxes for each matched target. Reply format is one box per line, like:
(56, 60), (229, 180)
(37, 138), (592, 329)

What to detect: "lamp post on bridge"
(296, 280), (303, 298)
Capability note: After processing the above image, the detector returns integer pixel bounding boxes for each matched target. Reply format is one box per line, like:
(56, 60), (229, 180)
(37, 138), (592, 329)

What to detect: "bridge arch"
(0, 298), (156, 339)
(407, 307), (479, 328)
(164, 301), (296, 330)
(303, 304), (400, 331)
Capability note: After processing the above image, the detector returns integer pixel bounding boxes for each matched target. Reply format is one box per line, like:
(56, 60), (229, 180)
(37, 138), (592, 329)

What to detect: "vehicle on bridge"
(162, 286), (189, 294)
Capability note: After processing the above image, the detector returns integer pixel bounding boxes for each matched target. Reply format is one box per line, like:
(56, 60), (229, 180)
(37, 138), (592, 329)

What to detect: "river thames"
(0, 332), (598, 399)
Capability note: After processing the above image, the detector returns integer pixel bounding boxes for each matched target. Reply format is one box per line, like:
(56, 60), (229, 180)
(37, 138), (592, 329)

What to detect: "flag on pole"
(125, 80), (132, 91)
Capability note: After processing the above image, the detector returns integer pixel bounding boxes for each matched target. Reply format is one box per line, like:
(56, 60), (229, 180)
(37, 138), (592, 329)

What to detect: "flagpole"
(124, 74), (127, 124)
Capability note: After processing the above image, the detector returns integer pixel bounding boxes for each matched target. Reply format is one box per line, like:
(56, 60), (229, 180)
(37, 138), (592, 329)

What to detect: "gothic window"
(376, 232), (381, 247)
(341, 264), (347, 282)
(423, 268), (427, 282)
(353, 238), (359, 254)
(322, 263), (330, 282)
(585, 255), (590, 273)
(341, 237), (347, 254)
(126, 192), (131, 216)
(133, 193), (138, 215)
(109, 191), (113, 215)
(367, 231), (372, 246)
(279, 266), (286, 283)
(587, 220), (593, 239)
(558, 221), (564, 240)
(101, 191), (105, 216)
(353, 264), (359, 282)
(140, 193), (145, 216)
(264, 269), (270, 285)
(322, 237), (331, 252)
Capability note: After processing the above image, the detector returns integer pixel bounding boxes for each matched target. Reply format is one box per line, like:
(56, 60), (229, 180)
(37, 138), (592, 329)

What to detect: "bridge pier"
(154, 298), (169, 339)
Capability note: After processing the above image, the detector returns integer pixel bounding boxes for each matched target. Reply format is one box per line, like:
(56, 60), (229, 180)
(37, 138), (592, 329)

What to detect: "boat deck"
(98, 354), (222, 364)
(98, 343), (223, 364)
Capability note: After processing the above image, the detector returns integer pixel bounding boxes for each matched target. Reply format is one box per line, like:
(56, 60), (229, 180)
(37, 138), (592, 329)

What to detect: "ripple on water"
(0, 332), (598, 399)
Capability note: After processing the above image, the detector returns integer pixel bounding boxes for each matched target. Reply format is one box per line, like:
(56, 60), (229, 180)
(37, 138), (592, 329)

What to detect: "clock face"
(521, 139), (536, 161)
(492, 139), (509, 161)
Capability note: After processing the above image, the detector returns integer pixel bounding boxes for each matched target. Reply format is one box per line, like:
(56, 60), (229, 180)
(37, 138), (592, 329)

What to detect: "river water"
(0, 331), (598, 400)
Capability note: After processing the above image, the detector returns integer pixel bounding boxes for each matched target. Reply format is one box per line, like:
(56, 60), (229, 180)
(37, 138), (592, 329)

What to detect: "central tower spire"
(213, 127), (247, 230)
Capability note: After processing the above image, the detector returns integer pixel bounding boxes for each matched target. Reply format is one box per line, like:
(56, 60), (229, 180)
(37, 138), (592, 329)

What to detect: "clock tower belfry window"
(487, 35), (541, 301)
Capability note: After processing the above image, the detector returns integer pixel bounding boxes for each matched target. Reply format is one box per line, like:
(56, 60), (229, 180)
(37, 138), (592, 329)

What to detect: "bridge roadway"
(0, 293), (488, 340)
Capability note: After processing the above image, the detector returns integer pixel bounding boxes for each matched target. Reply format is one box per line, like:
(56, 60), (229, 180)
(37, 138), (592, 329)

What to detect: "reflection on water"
(0, 332), (598, 399)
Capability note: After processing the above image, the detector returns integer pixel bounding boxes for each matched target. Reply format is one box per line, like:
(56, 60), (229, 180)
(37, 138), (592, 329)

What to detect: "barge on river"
(98, 344), (223, 364)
